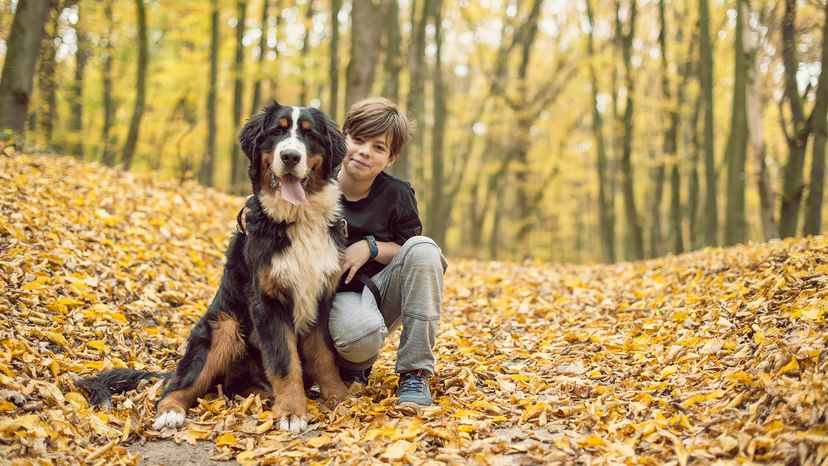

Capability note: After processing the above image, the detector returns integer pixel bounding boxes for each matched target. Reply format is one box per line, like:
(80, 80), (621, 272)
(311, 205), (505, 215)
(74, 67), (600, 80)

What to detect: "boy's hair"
(343, 97), (415, 157)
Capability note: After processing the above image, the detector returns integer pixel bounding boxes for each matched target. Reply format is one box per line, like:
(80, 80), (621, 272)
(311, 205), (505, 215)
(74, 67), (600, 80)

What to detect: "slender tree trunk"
(688, 95), (701, 248)
(36, 1), (59, 145)
(723, 0), (749, 245)
(299, 0), (314, 106)
(345, 0), (384, 109)
(699, 0), (718, 246)
(0, 0), (50, 136)
(328, 0), (341, 120)
(200, 0), (219, 187)
(381, 0), (402, 102)
(619, 0), (644, 260)
(668, 20), (694, 255)
(121, 0), (148, 170)
(428, 0), (446, 247)
(400, 0), (431, 182)
(250, 0), (269, 114)
(744, 2), (777, 240)
(230, 0), (248, 193)
(586, 0), (615, 262)
(779, 0), (809, 238)
(70, 1), (89, 158)
(100, 0), (116, 166)
(804, 2), (828, 236)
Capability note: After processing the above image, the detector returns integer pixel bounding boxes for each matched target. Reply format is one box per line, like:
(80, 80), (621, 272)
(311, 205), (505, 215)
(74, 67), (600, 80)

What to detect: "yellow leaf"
(86, 340), (111, 354)
(307, 435), (332, 448)
(216, 433), (238, 446)
(65, 392), (88, 409)
(582, 434), (607, 447)
(659, 365), (678, 380)
(44, 331), (69, 347)
(255, 420), (273, 434)
(0, 400), (15, 412)
(120, 417), (132, 443)
(779, 358), (799, 374)
(381, 440), (416, 461)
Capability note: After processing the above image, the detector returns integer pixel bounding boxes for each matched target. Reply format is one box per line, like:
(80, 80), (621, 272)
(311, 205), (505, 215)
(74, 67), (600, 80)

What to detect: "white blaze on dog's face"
(270, 107), (309, 206)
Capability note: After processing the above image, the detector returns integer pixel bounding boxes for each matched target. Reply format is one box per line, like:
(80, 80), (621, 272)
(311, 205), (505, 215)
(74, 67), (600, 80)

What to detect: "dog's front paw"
(153, 409), (186, 430)
(321, 386), (351, 409)
(276, 414), (308, 433)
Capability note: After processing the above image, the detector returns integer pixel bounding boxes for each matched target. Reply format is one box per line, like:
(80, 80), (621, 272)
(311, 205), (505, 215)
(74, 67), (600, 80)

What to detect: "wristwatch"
(364, 235), (378, 260)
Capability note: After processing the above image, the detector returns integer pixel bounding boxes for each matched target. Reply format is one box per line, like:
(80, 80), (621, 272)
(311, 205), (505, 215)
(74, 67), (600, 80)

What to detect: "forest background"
(1, 0), (826, 264)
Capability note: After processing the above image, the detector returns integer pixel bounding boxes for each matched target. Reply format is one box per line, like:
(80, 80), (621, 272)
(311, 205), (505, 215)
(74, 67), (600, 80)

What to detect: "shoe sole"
(396, 401), (431, 409)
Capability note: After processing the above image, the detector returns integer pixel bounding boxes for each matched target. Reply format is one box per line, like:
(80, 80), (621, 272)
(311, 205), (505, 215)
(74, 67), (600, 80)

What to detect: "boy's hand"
(342, 240), (371, 284)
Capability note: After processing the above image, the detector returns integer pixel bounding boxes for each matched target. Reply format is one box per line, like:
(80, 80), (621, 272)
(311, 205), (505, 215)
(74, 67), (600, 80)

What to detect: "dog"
(77, 102), (351, 433)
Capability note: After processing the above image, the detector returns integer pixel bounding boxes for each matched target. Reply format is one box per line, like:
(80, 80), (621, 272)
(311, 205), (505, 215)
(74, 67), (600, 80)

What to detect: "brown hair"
(343, 97), (415, 157)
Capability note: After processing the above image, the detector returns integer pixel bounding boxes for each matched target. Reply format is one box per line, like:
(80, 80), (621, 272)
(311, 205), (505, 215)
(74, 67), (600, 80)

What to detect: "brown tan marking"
(300, 325), (351, 408)
(260, 152), (275, 194)
(301, 119), (312, 130)
(157, 314), (245, 415)
(305, 154), (326, 194)
(257, 270), (289, 302)
(268, 327), (307, 421)
(278, 117), (289, 128)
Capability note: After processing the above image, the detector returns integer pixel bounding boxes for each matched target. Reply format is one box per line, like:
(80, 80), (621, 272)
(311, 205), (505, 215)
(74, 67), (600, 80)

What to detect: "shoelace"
(400, 372), (425, 393)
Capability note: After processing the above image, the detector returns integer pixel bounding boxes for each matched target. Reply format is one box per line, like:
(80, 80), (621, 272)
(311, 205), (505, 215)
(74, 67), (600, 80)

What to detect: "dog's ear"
(239, 101), (281, 160)
(319, 112), (346, 173)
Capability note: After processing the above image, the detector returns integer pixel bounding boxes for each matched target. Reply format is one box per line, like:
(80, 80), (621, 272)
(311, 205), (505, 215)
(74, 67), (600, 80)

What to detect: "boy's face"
(341, 132), (397, 181)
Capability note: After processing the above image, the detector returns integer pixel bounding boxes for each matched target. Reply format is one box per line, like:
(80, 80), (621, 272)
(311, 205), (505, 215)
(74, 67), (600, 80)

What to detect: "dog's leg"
(250, 295), (308, 433)
(153, 313), (245, 429)
(300, 324), (351, 408)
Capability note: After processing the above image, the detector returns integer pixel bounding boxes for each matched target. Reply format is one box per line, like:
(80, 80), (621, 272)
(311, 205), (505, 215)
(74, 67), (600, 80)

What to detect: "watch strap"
(364, 235), (378, 260)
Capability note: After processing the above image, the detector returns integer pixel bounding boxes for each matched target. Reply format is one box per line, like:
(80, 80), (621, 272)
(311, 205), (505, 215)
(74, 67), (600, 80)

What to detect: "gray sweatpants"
(328, 236), (447, 375)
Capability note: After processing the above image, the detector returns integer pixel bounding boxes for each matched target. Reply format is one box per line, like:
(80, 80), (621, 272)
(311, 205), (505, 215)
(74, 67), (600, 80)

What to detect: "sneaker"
(339, 366), (371, 386)
(396, 371), (432, 407)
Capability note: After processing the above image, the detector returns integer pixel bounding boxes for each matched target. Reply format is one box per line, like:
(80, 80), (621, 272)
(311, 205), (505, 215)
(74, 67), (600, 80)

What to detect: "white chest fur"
(261, 183), (342, 335)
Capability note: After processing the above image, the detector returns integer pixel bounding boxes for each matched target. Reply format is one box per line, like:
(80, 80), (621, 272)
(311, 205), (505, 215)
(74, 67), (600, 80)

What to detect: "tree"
(778, 0), (810, 238)
(70, 0), (89, 158)
(381, 0), (402, 103)
(344, 0), (384, 109)
(100, 0), (116, 166)
(724, 0), (749, 245)
(804, 1), (828, 236)
(250, 0), (269, 116)
(586, 0), (615, 262)
(0, 0), (51, 136)
(230, 0), (248, 194)
(400, 0), (431, 183)
(121, 0), (149, 170)
(328, 0), (341, 120)
(699, 0), (717, 246)
(35, 0), (60, 145)
(299, 0), (314, 106)
(199, 0), (219, 187)
(618, 0), (644, 260)
(428, 0), (446, 247)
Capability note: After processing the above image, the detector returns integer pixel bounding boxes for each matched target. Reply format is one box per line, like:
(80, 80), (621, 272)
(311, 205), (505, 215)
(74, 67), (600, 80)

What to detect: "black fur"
(79, 102), (348, 413)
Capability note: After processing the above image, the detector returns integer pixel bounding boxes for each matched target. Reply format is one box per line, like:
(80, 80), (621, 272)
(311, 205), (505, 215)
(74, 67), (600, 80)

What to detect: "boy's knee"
(333, 324), (386, 365)
(401, 236), (447, 272)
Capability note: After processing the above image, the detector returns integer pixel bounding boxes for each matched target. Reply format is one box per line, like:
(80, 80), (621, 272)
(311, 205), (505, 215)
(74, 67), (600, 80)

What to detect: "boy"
(243, 98), (447, 407)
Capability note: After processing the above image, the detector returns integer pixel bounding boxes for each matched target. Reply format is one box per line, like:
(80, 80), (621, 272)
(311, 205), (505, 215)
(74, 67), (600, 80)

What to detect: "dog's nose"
(280, 150), (301, 168)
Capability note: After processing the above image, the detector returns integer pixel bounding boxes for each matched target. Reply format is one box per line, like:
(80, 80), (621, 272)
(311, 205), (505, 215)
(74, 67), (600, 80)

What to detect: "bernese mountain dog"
(77, 102), (351, 433)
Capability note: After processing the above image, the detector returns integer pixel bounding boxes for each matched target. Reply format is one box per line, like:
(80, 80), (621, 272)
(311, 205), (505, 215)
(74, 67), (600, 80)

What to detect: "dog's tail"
(75, 369), (170, 409)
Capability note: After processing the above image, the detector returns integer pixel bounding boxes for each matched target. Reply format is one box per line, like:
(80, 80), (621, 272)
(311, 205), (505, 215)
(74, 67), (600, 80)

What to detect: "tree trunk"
(688, 95), (702, 248)
(619, 0), (644, 260)
(200, 0), (219, 187)
(723, 0), (749, 245)
(100, 0), (116, 166)
(121, 0), (148, 171)
(328, 0), (341, 120)
(299, 0), (314, 106)
(699, 0), (718, 246)
(804, 1), (828, 236)
(586, 0), (615, 263)
(0, 0), (50, 136)
(667, 12), (693, 255)
(345, 0), (384, 109)
(779, 0), (809, 238)
(36, 0), (59, 146)
(230, 0), (248, 194)
(250, 0), (269, 115)
(744, 1), (777, 240)
(428, 0), (446, 247)
(400, 0), (431, 183)
(70, 1), (89, 158)
(381, 0), (402, 102)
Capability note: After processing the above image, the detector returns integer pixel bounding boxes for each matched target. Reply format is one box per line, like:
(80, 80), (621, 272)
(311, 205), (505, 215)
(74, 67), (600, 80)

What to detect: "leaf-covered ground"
(1, 149), (827, 465)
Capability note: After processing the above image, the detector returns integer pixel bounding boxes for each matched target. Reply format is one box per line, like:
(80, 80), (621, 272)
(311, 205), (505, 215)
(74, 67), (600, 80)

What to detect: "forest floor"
(1, 149), (827, 465)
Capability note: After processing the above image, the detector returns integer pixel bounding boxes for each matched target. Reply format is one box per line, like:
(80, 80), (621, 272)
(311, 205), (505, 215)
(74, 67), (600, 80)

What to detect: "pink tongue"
(280, 175), (306, 206)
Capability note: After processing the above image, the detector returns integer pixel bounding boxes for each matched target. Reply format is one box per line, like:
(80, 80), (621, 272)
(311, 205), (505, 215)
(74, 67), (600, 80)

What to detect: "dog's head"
(239, 101), (346, 205)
